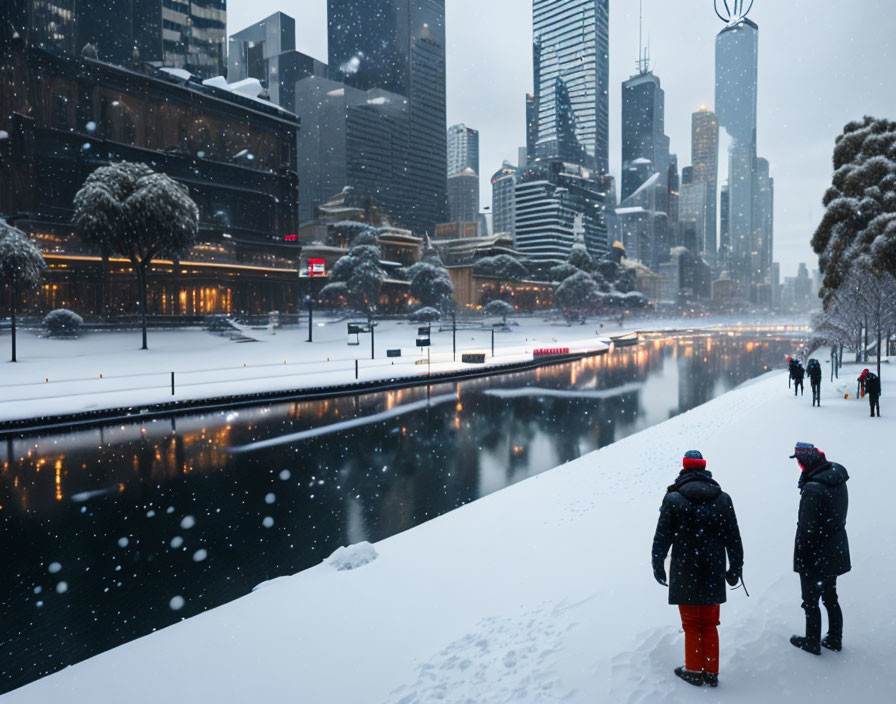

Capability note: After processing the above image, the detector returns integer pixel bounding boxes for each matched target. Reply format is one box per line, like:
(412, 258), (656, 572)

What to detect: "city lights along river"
(0, 330), (798, 693)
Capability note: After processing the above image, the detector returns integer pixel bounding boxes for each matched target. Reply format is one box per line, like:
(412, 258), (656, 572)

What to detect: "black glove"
(654, 567), (668, 586)
(726, 569), (741, 587)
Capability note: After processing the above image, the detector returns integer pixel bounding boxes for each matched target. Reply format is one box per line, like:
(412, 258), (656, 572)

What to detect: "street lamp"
(304, 294), (314, 342)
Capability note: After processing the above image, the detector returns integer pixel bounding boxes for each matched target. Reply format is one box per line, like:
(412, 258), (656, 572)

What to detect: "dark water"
(0, 332), (794, 693)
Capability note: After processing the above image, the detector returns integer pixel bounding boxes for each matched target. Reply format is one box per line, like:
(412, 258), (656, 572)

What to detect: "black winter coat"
(794, 462), (851, 576)
(808, 366), (822, 384)
(652, 470), (744, 605)
(865, 374), (881, 396)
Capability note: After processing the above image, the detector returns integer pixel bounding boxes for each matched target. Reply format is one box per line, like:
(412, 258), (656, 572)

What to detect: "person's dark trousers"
(869, 394), (880, 416)
(794, 380), (804, 397)
(800, 573), (843, 647)
(812, 383), (821, 406)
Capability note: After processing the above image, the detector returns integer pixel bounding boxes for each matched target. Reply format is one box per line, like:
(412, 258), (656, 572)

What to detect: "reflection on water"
(0, 332), (793, 693)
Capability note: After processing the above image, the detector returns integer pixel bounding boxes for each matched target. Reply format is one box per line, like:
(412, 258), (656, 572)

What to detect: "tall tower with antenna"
(618, 0), (675, 268)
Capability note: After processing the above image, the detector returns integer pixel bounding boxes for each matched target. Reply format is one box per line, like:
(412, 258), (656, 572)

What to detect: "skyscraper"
(715, 12), (773, 299)
(328, 0), (447, 235)
(691, 107), (719, 259)
(621, 71), (670, 202)
(228, 13), (325, 112)
(447, 124), (479, 176)
(532, 0), (610, 174)
(492, 162), (520, 237)
(447, 169), (480, 223)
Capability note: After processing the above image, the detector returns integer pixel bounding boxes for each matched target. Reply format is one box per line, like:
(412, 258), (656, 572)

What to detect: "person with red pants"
(652, 451), (745, 687)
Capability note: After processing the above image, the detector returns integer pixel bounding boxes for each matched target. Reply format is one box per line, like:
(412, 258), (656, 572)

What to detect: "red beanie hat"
(683, 450), (707, 471)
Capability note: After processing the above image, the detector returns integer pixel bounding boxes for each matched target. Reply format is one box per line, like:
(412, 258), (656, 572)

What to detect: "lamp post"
(304, 295), (314, 342)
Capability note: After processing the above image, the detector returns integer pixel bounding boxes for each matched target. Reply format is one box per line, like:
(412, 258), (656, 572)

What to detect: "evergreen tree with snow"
(483, 299), (515, 325)
(474, 254), (528, 303)
(554, 270), (602, 323)
(72, 162), (199, 350)
(321, 243), (387, 322)
(812, 117), (896, 298)
(0, 219), (47, 362)
(407, 262), (455, 311)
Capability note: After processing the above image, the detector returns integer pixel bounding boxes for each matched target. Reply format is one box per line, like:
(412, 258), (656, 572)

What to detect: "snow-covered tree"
(483, 299), (516, 325)
(812, 117), (896, 298)
(474, 254), (528, 303)
(554, 271), (601, 323)
(321, 243), (386, 321)
(44, 309), (84, 338)
(409, 306), (441, 323)
(848, 262), (896, 376)
(72, 162), (199, 349)
(407, 262), (454, 310)
(567, 243), (594, 272)
(0, 220), (47, 362)
(549, 262), (579, 283)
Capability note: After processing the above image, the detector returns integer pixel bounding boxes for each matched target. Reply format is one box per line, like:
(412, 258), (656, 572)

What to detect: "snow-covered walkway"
(0, 315), (803, 423)
(5, 364), (892, 703)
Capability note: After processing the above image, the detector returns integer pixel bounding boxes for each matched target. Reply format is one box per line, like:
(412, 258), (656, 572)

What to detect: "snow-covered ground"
(0, 315), (805, 423)
(5, 363), (890, 703)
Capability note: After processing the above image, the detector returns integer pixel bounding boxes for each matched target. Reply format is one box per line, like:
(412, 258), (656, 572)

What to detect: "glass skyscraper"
(715, 16), (772, 299)
(328, 0), (447, 236)
(621, 70), (670, 202)
(691, 107), (719, 260)
(532, 0), (609, 175)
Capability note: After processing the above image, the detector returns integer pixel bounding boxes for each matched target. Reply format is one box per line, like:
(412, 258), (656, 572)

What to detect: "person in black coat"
(865, 372), (881, 417)
(793, 362), (805, 396)
(807, 360), (822, 407)
(789, 442), (851, 655)
(652, 451), (744, 687)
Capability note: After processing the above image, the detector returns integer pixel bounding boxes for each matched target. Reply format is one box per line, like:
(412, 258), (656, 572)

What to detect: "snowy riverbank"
(0, 315), (804, 423)
(5, 364), (892, 703)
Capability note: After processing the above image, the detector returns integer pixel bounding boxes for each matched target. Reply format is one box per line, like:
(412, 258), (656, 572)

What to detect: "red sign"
(308, 258), (326, 277)
(284, 234), (298, 242)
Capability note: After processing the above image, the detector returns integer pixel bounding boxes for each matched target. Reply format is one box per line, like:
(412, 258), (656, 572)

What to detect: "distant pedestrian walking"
(793, 362), (805, 397)
(788, 357), (796, 389)
(807, 359), (822, 407)
(788, 443), (850, 655)
(865, 371), (881, 417)
(652, 451), (744, 688)
(857, 368), (869, 399)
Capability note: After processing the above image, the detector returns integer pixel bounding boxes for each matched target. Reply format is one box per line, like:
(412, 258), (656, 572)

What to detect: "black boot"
(674, 667), (704, 686)
(822, 635), (842, 652)
(790, 635), (821, 655)
(703, 672), (719, 687)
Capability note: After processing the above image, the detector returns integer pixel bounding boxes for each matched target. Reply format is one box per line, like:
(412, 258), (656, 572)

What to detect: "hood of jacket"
(668, 469), (722, 504)
(804, 462), (849, 488)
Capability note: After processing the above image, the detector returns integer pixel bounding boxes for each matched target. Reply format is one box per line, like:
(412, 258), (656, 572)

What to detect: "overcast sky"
(228, 0), (896, 276)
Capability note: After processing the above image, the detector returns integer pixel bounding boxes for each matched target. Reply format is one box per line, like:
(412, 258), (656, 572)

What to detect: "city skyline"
(228, 0), (896, 276)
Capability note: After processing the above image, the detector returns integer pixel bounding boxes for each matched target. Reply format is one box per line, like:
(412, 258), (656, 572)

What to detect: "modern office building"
(447, 123), (479, 176)
(228, 12), (326, 111)
(715, 12), (774, 300)
(532, 0), (610, 174)
(327, 0), (447, 236)
(5, 0), (227, 77)
(491, 162), (520, 236)
(526, 92), (537, 160)
(719, 182), (730, 263)
(621, 70), (670, 203)
(447, 169), (480, 223)
(293, 76), (411, 224)
(514, 161), (610, 263)
(3, 0), (78, 55)
(691, 106), (719, 259)
(77, 0), (227, 78)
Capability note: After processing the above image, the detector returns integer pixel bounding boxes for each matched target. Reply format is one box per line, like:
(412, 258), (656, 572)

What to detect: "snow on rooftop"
(201, 76), (294, 115)
(159, 67), (193, 81)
